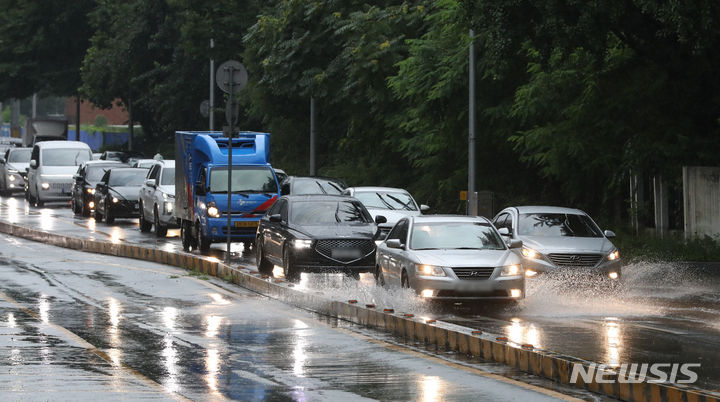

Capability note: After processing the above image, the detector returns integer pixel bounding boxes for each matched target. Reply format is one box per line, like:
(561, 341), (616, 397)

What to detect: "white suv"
(27, 141), (92, 207)
(138, 160), (176, 237)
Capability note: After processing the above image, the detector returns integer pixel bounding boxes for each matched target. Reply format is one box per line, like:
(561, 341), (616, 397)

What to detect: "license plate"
(234, 221), (258, 228)
(332, 248), (362, 259)
(134, 204), (139, 210)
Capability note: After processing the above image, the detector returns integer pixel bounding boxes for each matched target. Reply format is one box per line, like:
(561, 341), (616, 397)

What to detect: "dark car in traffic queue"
(255, 195), (387, 282)
(93, 167), (149, 224)
(71, 160), (125, 216)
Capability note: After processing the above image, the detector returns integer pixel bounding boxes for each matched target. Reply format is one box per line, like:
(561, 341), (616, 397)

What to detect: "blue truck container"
(174, 131), (280, 252)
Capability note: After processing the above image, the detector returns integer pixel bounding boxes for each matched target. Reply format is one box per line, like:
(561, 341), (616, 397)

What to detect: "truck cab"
(175, 131), (280, 253)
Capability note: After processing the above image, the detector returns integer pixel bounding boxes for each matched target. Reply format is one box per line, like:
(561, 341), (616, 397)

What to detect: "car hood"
(158, 184), (175, 197)
(109, 186), (141, 200)
(366, 208), (421, 226)
(409, 249), (519, 267)
(519, 236), (615, 254)
(295, 224), (376, 240)
(7, 162), (28, 172)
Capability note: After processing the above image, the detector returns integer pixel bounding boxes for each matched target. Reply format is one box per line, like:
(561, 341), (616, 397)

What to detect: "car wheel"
(154, 206), (167, 237)
(256, 239), (273, 274)
(375, 265), (386, 287)
(401, 270), (410, 289)
(105, 202), (115, 224)
(139, 203), (151, 232)
(94, 202), (103, 222)
(195, 221), (210, 253)
(81, 198), (91, 217)
(242, 241), (252, 253)
(283, 246), (299, 282)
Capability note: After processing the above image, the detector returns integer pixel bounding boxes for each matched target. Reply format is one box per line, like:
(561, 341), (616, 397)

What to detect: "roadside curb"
(1, 220), (717, 402)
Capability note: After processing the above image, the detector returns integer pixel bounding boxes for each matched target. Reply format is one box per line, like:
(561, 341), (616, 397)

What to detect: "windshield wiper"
(386, 194), (414, 211)
(314, 181), (328, 194)
(454, 247), (484, 250)
(326, 181), (343, 193)
(376, 193), (395, 210)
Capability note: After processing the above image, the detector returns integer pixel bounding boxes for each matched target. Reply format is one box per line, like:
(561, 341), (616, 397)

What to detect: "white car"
(376, 215), (525, 301)
(493, 206), (622, 280)
(26, 141), (92, 207)
(138, 160), (176, 237)
(343, 186), (429, 240)
(0, 147), (31, 196)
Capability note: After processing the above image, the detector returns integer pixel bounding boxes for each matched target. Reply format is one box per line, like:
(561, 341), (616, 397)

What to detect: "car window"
(410, 222), (506, 250)
(386, 219), (408, 242)
(290, 200), (371, 225)
(41, 149), (91, 166)
(108, 170), (148, 186)
(160, 167), (175, 185)
(8, 149), (31, 163)
(31, 146), (39, 163)
(266, 199), (282, 216)
(279, 200), (289, 222)
(517, 213), (603, 237)
(209, 166), (278, 193)
(354, 191), (417, 211)
(291, 179), (343, 195)
(493, 213), (508, 229)
(86, 166), (112, 181)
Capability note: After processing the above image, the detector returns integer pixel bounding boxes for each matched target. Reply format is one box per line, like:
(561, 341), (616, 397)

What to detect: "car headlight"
(416, 264), (446, 277)
(500, 264), (523, 277)
(521, 247), (541, 259)
(8, 175), (15, 182)
(112, 197), (119, 203)
(292, 239), (313, 249)
(86, 188), (95, 194)
(164, 201), (173, 213)
(207, 201), (220, 218)
(41, 182), (50, 190)
(607, 250), (620, 261)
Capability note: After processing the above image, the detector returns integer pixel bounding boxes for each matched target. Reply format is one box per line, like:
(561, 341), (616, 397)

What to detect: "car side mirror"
(145, 179), (157, 188)
(269, 214), (283, 223)
(604, 230), (616, 238)
(509, 239), (523, 249)
(386, 239), (404, 249)
(73, 174), (82, 181)
(420, 204), (430, 212)
(0, 157), (5, 164)
(29, 160), (37, 169)
(498, 227), (511, 236)
(375, 215), (387, 224)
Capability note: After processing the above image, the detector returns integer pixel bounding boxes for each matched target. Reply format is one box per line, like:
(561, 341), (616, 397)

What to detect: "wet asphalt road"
(0, 231), (581, 400)
(1, 196), (720, 394)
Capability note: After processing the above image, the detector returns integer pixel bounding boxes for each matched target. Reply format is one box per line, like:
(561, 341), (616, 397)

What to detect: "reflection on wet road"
(2, 196), (720, 394)
(0, 232), (574, 400)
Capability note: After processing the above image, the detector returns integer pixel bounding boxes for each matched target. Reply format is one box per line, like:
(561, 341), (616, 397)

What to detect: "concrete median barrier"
(0, 219), (717, 402)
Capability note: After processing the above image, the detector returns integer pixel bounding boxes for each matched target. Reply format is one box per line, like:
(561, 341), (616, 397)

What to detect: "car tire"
(256, 239), (273, 274)
(154, 207), (167, 237)
(375, 265), (386, 287)
(81, 198), (91, 217)
(105, 202), (115, 224)
(401, 270), (410, 289)
(283, 246), (299, 283)
(139, 203), (151, 232)
(94, 203), (103, 222)
(195, 221), (210, 253)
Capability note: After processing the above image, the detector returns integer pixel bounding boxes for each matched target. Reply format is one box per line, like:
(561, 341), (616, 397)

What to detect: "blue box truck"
(174, 131), (280, 252)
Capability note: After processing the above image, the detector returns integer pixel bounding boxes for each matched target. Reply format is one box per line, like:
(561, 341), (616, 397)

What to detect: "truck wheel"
(256, 239), (273, 274)
(181, 221), (192, 251)
(195, 221), (211, 253)
(283, 246), (299, 282)
(154, 207), (167, 237)
(138, 203), (151, 232)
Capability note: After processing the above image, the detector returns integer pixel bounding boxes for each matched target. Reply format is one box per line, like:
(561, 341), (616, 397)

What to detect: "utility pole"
(32, 93), (37, 118)
(128, 94), (134, 151)
(467, 29), (477, 216)
(309, 97), (316, 176)
(209, 39), (215, 131)
(75, 95), (81, 142)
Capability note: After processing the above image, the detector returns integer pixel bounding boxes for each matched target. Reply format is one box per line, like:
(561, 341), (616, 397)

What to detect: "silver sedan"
(375, 215), (525, 301)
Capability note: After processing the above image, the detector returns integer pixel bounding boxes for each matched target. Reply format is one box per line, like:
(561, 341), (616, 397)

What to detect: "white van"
(27, 141), (92, 207)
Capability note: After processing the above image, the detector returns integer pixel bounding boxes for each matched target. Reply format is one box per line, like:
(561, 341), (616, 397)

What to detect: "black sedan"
(93, 167), (148, 224)
(71, 160), (124, 216)
(255, 195), (386, 282)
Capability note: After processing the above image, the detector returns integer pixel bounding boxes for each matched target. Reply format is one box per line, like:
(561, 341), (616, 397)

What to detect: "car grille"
(221, 227), (257, 236)
(436, 290), (509, 297)
(50, 183), (72, 192)
(547, 253), (603, 267)
(452, 267), (495, 280)
(315, 239), (376, 262)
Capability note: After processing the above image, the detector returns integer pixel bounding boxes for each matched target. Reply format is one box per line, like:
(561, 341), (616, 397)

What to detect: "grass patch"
(613, 230), (720, 262)
(169, 275), (179, 279)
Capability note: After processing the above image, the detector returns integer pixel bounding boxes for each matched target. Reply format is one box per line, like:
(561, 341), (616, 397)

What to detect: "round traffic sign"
(216, 60), (248, 94)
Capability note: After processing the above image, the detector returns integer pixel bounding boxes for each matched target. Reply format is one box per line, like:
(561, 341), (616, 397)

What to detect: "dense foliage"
(2, 0), (720, 223)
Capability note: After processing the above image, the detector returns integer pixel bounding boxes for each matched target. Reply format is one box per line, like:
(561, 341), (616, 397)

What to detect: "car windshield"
(209, 166), (278, 193)
(354, 191), (417, 211)
(291, 200), (372, 225)
(86, 166), (113, 181)
(517, 213), (603, 237)
(41, 149), (91, 166)
(108, 170), (148, 186)
(292, 178), (344, 195)
(8, 149), (31, 163)
(410, 222), (506, 250)
(161, 167), (175, 185)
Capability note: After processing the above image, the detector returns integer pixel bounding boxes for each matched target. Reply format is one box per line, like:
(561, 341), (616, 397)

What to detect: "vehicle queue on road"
(0, 133), (623, 305)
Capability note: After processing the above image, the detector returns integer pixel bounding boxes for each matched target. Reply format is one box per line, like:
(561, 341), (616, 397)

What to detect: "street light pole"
(468, 28), (477, 216)
(210, 39), (215, 131)
(309, 97), (316, 176)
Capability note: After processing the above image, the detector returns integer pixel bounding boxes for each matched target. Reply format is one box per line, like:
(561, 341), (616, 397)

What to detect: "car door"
(27, 146), (39, 197)
(259, 200), (282, 263)
(72, 165), (84, 205)
(267, 199), (289, 259)
(96, 170), (110, 212)
(142, 165), (158, 216)
(378, 219), (409, 286)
